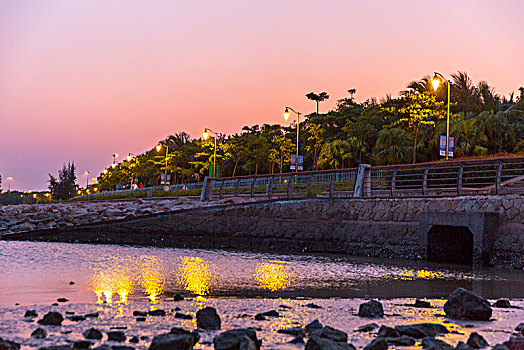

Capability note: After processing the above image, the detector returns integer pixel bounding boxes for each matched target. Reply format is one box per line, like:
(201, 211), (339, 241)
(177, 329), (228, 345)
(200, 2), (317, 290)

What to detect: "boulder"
(421, 337), (452, 350)
(320, 326), (348, 343)
(305, 336), (355, 350)
(356, 323), (379, 332)
(385, 336), (415, 346)
(196, 307), (221, 330)
(466, 332), (489, 348)
(169, 327), (200, 344)
(174, 312), (192, 320)
(83, 328), (103, 340)
(213, 329), (260, 350)
(149, 333), (194, 350)
(395, 323), (449, 339)
(494, 299), (511, 308)
(377, 326), (400, 338)
(277, 327), (305, 337)
(31, 328), (48, 339)
(358, 300), (384, 318)
(107, 331), (126, 342)
(72, 341), (93, 349)
(259, 310), (279, 317)
(363, 338), (387, 350)
(24, 310), (38, 318)
(173, 294), (184, 302)
(305, 303), (322, 309)
(0, 338), (20, 350)
(414, 299), (432, 308)
(38, 312), (64, 326)
(443, 288), (492, 321)
(147, 310), (166, 316)
(516, 323), (524, 332)
(503, 335), (524, 350)
(129, 337), (139, 343)
(454, 341), (473, 350)
(305, 320), (324, 335)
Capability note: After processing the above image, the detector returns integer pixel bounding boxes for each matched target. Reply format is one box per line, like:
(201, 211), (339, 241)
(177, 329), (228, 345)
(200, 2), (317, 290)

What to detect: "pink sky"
(1, 0), (523, 191)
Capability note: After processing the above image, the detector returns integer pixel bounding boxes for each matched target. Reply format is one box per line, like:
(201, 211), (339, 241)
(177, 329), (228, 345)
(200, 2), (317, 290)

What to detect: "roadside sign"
(290, 155), (303, 171)
(439, 135), (454, 157)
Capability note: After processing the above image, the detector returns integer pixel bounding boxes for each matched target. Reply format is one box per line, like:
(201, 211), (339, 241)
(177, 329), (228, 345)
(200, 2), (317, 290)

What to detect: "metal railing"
(75, 182), (203, 199)
(201, 156), (524, 201)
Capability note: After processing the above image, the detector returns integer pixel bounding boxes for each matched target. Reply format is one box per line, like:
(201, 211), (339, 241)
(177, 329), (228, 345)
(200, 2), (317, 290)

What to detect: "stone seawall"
(4, 195), (523, 268)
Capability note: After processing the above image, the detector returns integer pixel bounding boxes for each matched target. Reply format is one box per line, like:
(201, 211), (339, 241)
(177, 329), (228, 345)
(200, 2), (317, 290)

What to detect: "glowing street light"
(156, 144), (169, 186)
(7, 177), (12, 191)
(203, 128), (218, 177)
(112, 153), (118, 168)
(283, 107), (301, 172)
(84, 171), (89, 189)
(126, 153), (134, 162)
(432, 72), (451, 160)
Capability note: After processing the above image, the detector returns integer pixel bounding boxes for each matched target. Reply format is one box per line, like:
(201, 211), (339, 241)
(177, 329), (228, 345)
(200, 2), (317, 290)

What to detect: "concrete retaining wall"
(4, 195), (524, 268)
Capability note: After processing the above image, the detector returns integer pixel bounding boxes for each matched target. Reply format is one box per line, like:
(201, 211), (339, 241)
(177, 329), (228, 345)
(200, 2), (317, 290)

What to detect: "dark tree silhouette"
(306, 91), (330, 116)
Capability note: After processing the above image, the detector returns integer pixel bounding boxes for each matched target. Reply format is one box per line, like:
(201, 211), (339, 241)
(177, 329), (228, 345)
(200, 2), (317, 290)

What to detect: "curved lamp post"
(84, 171), (89, 189)
(112, 153), (119, 168)
(203, 128), (218, 177)
(156, 144), (169, 185)
(283, 107), (301, 172)
(432, 72), (451, 160)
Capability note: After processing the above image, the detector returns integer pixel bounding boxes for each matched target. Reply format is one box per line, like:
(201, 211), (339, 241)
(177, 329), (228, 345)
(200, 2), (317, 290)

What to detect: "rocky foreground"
(1, 288), (523, 350)
(0, 197), (251, 235)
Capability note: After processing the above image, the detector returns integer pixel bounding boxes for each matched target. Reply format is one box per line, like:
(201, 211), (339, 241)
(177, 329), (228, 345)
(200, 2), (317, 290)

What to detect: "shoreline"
(1, 295), (523, 349)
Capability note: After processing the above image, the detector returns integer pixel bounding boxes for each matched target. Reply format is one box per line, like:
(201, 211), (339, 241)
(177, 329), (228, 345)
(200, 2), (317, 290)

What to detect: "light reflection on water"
(1, 240), (524, 307)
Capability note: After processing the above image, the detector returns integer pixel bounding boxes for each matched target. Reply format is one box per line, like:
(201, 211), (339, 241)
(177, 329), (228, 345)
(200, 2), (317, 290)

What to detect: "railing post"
(250, 177), (256, 198)
(219, 180), (224, 199)
(200, 176), (212, 202)
(422, 166), (429, 196)
(457, 163), (464, 195)
(286, 176), (291, 199)
(266, 176), (273, 199)
(307, 174), (313, 197)
(495, 160), (503, 194)
(353, 164), (371, 197)
(234, 178), (240, 197)
(391, 168), (397, 197)
(329, 172), (335, 198)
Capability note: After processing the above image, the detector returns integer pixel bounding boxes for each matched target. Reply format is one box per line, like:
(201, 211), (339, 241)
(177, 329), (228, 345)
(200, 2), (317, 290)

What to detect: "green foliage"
(90, 71), (524, 189)
(48, 162), (78, 200)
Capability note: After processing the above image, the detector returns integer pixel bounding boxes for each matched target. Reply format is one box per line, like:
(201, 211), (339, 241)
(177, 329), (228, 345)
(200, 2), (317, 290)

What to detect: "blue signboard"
(439, 135), (454, 157)
(290, 155), (303, 171)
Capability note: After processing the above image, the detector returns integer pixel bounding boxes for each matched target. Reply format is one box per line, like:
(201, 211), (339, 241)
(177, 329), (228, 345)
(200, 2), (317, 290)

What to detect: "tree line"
(98, 71), (524, 191)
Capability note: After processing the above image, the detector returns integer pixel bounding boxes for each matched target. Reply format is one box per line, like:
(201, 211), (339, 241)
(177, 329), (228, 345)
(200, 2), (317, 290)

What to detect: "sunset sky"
(1, 0), (523, 190)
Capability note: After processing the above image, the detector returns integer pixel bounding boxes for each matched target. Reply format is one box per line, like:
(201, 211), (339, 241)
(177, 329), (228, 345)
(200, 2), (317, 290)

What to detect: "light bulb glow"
(432, 79), (440, 91)
(203, 131), (209, 140)
(156, 145), (162, 152)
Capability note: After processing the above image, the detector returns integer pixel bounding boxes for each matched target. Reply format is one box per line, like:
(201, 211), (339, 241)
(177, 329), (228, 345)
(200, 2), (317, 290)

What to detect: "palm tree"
(451, 71), (481, 114)
(306, 92), (330, 116)
(317, 139), (356, 169)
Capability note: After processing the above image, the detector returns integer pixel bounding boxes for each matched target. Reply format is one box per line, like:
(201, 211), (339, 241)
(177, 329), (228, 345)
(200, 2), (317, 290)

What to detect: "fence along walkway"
(200, 156), (524, 201)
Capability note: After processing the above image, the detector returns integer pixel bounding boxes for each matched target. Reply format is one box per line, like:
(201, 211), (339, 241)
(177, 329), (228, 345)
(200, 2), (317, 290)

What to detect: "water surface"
(2, 241), (524, 307)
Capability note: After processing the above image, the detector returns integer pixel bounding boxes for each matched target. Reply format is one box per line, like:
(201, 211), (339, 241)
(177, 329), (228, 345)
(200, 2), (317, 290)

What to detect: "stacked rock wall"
(4, 195), (523, 268)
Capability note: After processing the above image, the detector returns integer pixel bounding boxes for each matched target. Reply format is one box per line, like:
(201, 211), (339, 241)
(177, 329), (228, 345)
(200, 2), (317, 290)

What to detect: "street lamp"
(112, 153), (118, 168)
(156, 144), (169, 185)
(7, 177), (12, 191)
(283, 107), (301, 172)
(432, 72), (451, 160)
(203, 128), (218, 177)
(84, 171), (89, 189)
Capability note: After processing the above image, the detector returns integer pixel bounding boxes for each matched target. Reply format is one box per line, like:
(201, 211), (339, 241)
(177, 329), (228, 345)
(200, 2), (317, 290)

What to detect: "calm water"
(1, 241), (524, 307)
